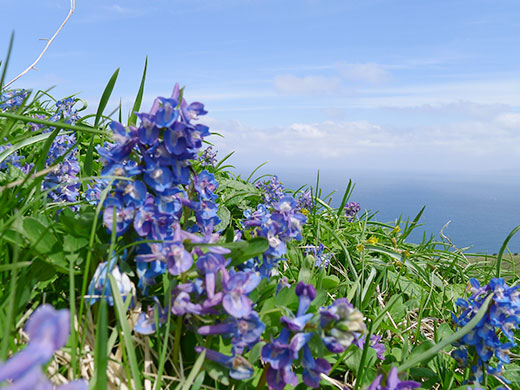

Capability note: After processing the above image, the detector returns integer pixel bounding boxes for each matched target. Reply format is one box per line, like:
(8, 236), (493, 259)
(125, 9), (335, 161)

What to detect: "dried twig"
(4, 0), (76, 88)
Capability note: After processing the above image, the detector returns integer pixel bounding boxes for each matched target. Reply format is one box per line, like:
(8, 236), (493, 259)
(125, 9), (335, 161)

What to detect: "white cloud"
(207, 111), (520, 173)
(494, 112), (520, 129)
(273, 75), (342, 95)
(337, 62), (389, 84)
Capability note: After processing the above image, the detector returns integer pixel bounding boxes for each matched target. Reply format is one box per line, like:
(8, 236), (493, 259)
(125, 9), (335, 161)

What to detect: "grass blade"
(182, 349), (206, 390)
(400, 206), (425, 241)
(246, 161), (269, 183)
(84, 136), (95, 178)
(93, 299), (108, 390)
(94, 68), (120, 127)
(128, 56), (147, 126)
(108, 274), (143, 390)
(496, 224), (520, 278)
(0, 32), (14, 90)
(0, 111), (105, 135)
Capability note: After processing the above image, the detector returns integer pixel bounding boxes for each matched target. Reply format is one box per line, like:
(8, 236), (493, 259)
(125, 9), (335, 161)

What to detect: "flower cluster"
(0, 143), (24, 171)
(452, 277), (520, 383)
(261, 283), (330, 389)
(258, 283), (369, 389)
(305, 243), (332, 268)
(0, 305), (87, 389)
(93, 84), (219, 292)
(199, 145), (217, 167)
(0, 89), (27, 111)
(344, 201), (361, 221)
(242, 196), (307, 277)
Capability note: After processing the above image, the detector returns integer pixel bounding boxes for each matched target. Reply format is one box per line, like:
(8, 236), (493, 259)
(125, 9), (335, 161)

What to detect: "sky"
(1, 0), (520, 176)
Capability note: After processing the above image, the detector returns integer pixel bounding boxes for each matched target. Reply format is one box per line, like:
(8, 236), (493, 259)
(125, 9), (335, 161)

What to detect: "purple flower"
(344, 201), (361, 221)
(0, 305), (88, 389)
(196, 253), (228, 298)
(195, 347), (253, 380)
(135, 112), (159, 145)
(155, 97), (179, 128)
(452, 277), (520, 382)
(0, 89), (27, 111)
(134, 297), (169, 335)
(280, 282), (316, 332)
(301, 345), (331, 388)
(320, 298), (366, 353)
(368, 367), (421, 390)
(222, 271), (261, 318)
(198, 311), (265, 353)
(354, 334), (386, 360)
(256, 176), (285, 205)
(103, 197), (136, 235)
(194, 170), (218, 201)
(199, 146), (217, 167)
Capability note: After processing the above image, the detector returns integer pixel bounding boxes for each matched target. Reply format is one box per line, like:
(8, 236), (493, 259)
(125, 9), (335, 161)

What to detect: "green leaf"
(205, 361), (230, 386)
(94, 68), (120, 127)
(128, 57), (147, 126)
(297, 254), (314, 284)
(496, 224), (520, 277)
(322, 274), (340, 290)
(182, 349), (206, 390)
(22, 217), (57, 254)
(63, 235), (89, 253)
(228, 237), (269, 267)
(215, 205), (231, 231)
(0, 31), (15, 90)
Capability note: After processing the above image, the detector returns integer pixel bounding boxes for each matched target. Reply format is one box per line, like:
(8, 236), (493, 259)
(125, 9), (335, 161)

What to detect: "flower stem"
(172, 315), (183, 369)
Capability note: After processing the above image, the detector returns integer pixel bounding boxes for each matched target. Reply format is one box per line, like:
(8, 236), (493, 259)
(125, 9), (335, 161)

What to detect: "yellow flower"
(356, 243), (364, 252)
(300, 208), (309, 216)
(366, 236), (379, 245)
(392, 226), (401, 234)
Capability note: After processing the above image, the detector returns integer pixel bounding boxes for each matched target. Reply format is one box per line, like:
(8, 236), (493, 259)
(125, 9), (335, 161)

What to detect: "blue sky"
(2, 0), (520, 175)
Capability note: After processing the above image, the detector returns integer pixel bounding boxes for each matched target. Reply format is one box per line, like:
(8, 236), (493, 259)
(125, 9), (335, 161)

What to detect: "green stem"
(172, 315), (183, 369)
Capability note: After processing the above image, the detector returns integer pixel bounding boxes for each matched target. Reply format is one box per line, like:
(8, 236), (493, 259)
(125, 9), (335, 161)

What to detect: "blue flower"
(194, 170), (218, 201)
(0, 305), (88, 390)
(452, 277), (520, 382)
(0, 89), (27, 111)
(344, 201), (361, 221)
(198, 311), (265, 353)
(319, 298), (366, 353)
(86, 257), (134, 306)
(222, 271), (261, 318)
(134, 297), (169, 335)
(194, 347), (253, 380)
(301, 345), (331, 388)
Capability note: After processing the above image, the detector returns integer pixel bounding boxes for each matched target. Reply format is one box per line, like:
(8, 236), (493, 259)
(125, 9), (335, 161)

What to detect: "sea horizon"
(233, 166), (520, 254)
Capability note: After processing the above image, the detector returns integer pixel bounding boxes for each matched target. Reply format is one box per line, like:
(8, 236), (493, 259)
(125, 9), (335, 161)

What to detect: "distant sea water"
(249, 169), (520, 254)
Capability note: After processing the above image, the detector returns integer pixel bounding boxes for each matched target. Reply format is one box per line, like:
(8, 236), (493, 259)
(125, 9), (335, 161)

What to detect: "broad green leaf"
(215, 205), (231, 231)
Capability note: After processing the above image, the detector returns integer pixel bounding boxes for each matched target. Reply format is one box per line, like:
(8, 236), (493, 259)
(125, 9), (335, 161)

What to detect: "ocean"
(250, 169), (520, 254)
